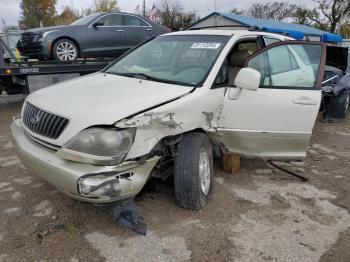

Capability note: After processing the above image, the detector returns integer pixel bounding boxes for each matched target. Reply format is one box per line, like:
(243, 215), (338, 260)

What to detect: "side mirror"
(234, 68), (261, 91)
(92, 22), (104, 28)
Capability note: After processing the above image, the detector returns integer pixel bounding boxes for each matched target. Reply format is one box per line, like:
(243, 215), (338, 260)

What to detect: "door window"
(123, 15), (147, 26)
(247, 44), (322, 89)
(213, 60), (229, 87)
(267, 45), (299, 74)
(227, 39), (260, 85)
(97, 14), (122, 26)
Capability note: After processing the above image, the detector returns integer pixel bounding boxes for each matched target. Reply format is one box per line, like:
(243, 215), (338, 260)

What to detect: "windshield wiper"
(109, 72), (194, 87)
(120, 72), (154, 80)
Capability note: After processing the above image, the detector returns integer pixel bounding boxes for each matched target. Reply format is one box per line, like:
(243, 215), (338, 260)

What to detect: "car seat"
(228, 50), (251, 85)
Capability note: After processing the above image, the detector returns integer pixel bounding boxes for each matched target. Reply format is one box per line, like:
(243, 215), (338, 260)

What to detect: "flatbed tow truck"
(0, 37), (113, 95)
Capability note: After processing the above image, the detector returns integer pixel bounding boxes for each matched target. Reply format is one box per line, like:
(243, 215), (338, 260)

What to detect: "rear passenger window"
(124, 15), (143, 26)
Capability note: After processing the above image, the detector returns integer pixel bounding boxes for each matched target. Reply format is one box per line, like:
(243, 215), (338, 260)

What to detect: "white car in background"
(11, 30), (327, 209)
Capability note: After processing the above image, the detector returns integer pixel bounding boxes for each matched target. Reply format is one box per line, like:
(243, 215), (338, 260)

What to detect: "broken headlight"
(33, 33), (44, 42)
(57, 128), (135, 166)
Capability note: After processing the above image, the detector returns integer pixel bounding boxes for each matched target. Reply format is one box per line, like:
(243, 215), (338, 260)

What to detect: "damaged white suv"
(11, 30), (326, 209)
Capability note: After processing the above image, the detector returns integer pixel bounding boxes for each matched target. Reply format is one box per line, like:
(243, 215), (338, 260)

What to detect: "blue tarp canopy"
(188, 12), (343, 43)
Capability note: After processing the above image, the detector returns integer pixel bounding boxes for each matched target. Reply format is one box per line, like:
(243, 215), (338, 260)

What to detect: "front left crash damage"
(10, 119), (161, 203)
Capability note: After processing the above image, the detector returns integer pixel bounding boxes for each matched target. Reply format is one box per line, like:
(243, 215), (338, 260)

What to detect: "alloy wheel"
(199, 148), (211, 195)
(56, 42), (77, 61)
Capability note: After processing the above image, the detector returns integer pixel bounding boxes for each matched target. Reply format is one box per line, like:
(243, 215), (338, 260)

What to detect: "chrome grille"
(20, 33), (35, 42)
(22, 102), (69, 139)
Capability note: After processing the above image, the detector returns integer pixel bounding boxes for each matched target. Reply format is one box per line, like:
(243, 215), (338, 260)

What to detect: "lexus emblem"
(30, 115), (40, 125)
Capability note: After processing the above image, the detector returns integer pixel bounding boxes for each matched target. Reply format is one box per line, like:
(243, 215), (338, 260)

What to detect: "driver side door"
(86, 14), (124, 57)
(217, 41), (325, 159)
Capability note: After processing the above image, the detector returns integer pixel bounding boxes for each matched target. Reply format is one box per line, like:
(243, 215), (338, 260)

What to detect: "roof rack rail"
(187, 24), (252, 30)
(248, 26), (261, 31)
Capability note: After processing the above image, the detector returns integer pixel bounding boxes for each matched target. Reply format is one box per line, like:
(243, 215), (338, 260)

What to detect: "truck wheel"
(174, 132), (213, 209)
(344, 91), (349, 113)
(338, 90), (349, 116)
(52, 39), (79, 61)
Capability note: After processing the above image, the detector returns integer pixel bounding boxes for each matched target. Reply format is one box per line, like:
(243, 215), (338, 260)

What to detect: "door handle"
(146, 28), (152, 31)
(293, 98), (317, 105)
(117, 29), (124, 32)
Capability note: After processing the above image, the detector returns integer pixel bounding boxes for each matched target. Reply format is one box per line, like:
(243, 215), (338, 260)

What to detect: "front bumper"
(16, 41), (51, 59)
(10, 120), (160, 203)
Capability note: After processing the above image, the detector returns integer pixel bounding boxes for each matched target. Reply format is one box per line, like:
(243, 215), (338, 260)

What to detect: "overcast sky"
(0, 0), (314, 27)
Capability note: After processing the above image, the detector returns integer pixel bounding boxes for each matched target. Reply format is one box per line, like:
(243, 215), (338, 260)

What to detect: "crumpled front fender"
(116, 88), (225, 160)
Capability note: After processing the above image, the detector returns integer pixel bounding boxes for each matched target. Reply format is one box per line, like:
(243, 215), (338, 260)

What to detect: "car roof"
(97, 11), (146, 17)
(163, 29), (292, 40)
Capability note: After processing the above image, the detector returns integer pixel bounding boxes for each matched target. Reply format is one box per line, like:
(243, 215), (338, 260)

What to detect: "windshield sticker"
(191, 43), (221, 49)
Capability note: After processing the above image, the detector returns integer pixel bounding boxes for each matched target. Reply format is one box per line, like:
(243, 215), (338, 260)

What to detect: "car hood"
(24, 25), (77, 34)
(25, 72), (194, 145)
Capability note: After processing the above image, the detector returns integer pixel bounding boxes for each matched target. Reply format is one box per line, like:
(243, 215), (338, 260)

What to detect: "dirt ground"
(0, 96), (350, 262)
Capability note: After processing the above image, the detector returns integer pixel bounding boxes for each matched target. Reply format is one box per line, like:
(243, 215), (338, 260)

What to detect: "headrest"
(229, 50), (250, 67)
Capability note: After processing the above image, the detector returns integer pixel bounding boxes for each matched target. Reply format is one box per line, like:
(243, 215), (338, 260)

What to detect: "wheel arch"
(51, 36), (81, 58)
(149, 128), (214, 156)
(160, 128), (209, 145)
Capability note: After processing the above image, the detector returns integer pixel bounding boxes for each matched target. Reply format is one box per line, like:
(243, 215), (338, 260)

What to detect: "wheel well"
(51, 37), (80, 57)
(161, 129), (213, 152)
(147, 129), (214, 160)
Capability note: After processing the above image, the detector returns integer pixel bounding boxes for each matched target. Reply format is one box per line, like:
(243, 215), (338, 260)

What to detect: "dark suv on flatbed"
(17, 12), (168, 60)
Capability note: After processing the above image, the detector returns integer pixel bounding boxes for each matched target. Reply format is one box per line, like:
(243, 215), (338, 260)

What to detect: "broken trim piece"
(108, 198), (147, 235)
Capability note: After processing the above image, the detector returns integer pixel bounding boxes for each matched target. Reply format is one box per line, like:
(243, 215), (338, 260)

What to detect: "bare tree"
(158, 0), (183, 30)
(94, 0), (119, 12)
(81, 8), (94, 16)
(303, 0), (350, 33)
(55, 6), (81, 25)
(292, 8), (313, 25)
(20, 0), (57, 29)
(230, 8), (244, 16)
(248, 1), (298, 21)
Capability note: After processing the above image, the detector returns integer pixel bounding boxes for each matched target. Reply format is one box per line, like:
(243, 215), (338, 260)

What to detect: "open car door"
(217, 41), (326, 159)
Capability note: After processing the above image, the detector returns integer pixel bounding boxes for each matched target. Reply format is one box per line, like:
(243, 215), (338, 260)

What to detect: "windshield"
(105, 35), (230, 86)
(70, 13), (101, 26)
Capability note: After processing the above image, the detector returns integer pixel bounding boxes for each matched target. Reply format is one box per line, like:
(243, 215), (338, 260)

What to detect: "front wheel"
(174, 132), (213, 209)
(343, 91), (349, 114)
(52, 39), (79, 61)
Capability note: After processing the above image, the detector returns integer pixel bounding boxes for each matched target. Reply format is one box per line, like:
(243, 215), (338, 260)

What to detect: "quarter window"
(263, 37), (280, 46)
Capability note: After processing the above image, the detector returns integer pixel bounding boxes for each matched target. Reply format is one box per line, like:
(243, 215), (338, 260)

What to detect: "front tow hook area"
(106, 198), (147, 235)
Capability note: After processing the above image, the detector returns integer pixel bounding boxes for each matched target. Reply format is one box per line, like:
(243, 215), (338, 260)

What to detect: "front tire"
(343, 91), (349, 114)
(174, 132), (213, 209)
(52, 39), (79, 61)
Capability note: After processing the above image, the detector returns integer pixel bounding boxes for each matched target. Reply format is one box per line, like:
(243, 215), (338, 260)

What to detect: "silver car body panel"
(11, 119), (160, 203)
(10, 30), (323, 203)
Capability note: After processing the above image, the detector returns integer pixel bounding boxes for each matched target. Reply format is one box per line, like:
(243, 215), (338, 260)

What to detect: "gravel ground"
(0, 94), (24, 107)
(0, 100), (350, 262)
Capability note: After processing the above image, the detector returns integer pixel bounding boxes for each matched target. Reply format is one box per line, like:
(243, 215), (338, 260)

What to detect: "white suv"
(11, 30), (326, 209)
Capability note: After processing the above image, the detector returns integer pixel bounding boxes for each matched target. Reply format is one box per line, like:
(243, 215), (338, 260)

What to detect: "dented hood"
(25, 72), (193, 145)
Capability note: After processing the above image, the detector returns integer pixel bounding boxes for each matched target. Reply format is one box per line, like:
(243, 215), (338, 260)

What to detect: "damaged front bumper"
(10, 119), (160, 203)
